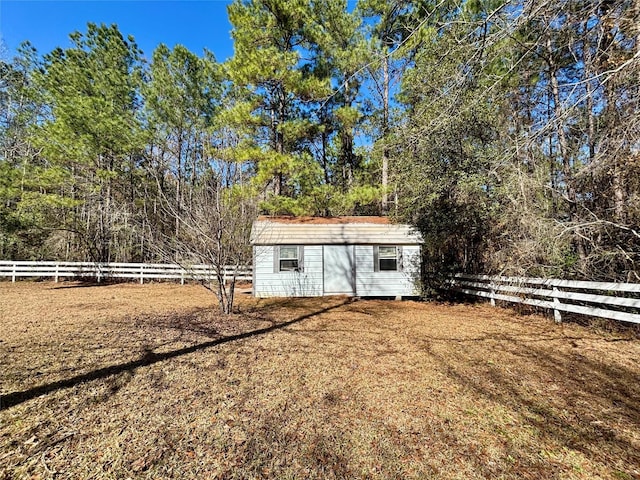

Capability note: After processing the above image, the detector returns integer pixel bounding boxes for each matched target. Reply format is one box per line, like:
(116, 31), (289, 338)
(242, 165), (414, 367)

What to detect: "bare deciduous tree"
(148, 160), (256, 314)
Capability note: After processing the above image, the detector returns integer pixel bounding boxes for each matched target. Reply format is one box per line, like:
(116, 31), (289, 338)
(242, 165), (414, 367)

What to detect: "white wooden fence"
(0, 261), (252, 284)
(452, 274), (640, 324)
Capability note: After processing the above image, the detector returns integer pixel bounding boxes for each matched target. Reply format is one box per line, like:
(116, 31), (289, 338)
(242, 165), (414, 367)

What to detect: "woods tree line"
(1, 0), (638, 285)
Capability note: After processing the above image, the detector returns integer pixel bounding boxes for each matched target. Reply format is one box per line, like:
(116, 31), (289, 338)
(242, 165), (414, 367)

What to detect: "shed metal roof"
(251, 216), (423, 245)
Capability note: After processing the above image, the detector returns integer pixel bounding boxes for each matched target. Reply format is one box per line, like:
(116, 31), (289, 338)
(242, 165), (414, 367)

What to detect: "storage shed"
(250, 216), (423, 298)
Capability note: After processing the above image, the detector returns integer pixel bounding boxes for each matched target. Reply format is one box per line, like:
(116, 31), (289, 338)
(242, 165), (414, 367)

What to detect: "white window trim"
(373, 245), (403, 272)
(274, 245), (305, 273)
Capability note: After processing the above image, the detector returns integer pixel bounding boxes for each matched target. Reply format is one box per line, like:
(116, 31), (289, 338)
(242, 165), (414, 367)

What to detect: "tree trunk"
(381, 55), (390, 214)
(546, 34), (586, 263)
(546, 36), (575, 216)
(274, 86), (286, 196)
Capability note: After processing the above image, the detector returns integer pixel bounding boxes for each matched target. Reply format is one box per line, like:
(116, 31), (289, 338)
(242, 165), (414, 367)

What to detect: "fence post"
(140, 264), (144, 285)
(55, 263), (59, 283)
(490, 285), (496, 307)
(12, 263), (16, 283)
(180, 268), (185, 286)
(552, 287), (562, 323)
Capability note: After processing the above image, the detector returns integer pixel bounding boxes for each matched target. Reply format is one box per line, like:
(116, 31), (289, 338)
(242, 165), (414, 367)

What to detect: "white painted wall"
(355, 245), (420, 297)
(253, 244), (421, 298)
(253, 245), (323, 298)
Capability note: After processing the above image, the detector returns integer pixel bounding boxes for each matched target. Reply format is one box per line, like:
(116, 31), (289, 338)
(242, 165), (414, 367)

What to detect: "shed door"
(323, 245), (355, 295)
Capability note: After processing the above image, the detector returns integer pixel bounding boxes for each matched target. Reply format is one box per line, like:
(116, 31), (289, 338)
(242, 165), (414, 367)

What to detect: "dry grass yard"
(1, 281), (639, 479)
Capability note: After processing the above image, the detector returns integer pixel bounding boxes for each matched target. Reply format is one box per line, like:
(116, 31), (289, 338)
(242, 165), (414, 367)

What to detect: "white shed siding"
(251, 217), (423, 298)
(355, 245), (420, 297)
(253, 245), (323, 298)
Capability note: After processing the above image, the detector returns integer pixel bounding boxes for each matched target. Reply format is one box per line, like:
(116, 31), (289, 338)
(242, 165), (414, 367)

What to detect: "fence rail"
(0, 261), (252, 284)
(452, 274), (640, 324)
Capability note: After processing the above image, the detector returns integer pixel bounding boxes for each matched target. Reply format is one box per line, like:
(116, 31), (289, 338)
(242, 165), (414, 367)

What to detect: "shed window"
(277, 246), (303, 272)
(374, 246), (403, 272)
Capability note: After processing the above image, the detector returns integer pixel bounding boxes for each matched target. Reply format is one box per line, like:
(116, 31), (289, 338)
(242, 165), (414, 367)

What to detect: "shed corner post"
(252, 246), (256, 297)
(552, 286), (562, 323)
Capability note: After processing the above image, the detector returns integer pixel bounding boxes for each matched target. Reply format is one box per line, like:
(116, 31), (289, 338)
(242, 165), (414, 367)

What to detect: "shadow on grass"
(138, 307), (224, 340)
(274, 300), (640, 475)
(50, 280), (116, 289)
(424, 333), (640, 474)
(1, 299), (349, 411)
(51, 280), (102, 290)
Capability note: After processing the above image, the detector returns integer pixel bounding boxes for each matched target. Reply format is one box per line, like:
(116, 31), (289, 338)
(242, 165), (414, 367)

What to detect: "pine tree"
(226, 0), (331, 214)
(34, 23), (144, 262)
(0, 44), (74, 259)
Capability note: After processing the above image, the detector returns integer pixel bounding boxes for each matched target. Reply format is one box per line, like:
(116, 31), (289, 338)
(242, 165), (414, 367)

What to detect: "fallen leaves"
(1, 282), (639, 479)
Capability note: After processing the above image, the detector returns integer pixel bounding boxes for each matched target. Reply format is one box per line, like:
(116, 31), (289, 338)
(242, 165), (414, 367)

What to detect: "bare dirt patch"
(1, 282), (639, 479)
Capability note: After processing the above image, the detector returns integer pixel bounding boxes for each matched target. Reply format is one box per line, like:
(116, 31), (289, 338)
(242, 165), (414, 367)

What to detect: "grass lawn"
(1, 281), (639, 479)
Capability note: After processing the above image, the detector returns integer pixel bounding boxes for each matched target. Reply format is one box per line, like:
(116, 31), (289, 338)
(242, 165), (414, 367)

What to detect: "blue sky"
(0, 0), (236, 61)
